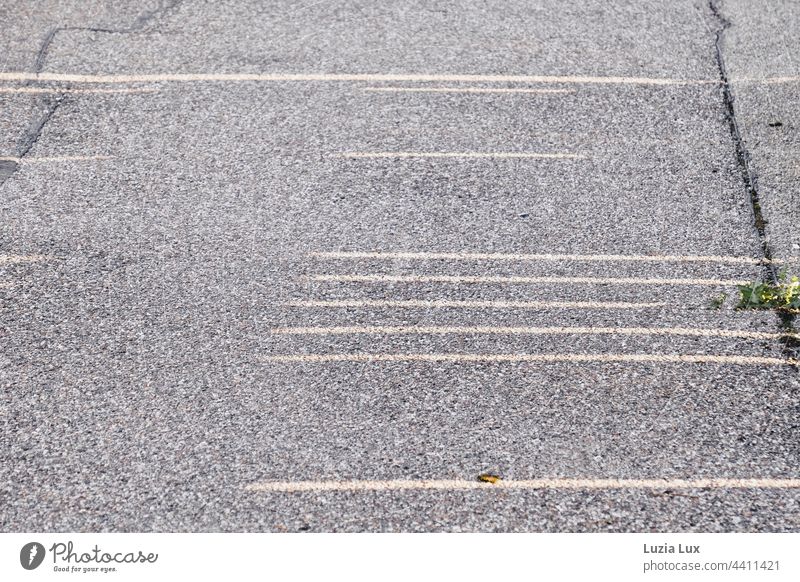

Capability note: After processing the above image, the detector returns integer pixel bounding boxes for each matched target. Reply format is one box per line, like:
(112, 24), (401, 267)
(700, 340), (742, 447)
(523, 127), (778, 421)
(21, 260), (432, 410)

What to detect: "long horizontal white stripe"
(262, 353), (796, 365)
(269, 325), (799, 340)
(308, 274), (747, 286)
(309, 251), (781, 264)
(284, 299), (665, 309)
(245, 478), (800, 492)
(363, 86), (574, 94)
(337, 152), (583, 159)
(0, 254), (52, 264)
(0, 155), (112, 163)
(0, 87), (156, 94)
(0, 72), (712, 85)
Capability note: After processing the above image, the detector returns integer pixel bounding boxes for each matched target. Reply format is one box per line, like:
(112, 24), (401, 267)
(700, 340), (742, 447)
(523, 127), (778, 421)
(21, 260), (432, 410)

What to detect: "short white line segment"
(0, 87), (156, 94)
(735, 76), (800, 84)
(0, 254), (52, 264)
(337, 152), (584, 159)
(283, 299), (665, 309)
(363, 86), (574, 94)
(0, 155), (112, 163)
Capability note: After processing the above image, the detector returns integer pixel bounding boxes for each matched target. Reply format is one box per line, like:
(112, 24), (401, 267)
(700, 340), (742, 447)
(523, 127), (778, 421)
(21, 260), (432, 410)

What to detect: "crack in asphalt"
(710, 0), (799, 361)
(34, 0), (184, 73)
(1, 1), (182, 187)
(0, 97), (63, 187)
(709, 0), (776, 282)
(16, 98), (63, 157)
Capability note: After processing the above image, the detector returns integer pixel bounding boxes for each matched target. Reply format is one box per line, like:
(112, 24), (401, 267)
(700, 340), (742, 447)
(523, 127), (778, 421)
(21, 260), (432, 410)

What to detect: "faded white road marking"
(337, 152), (584, 159)
(261, 353), (796, 366)
(0, 155), (112, 163)
(309, 251), (785, 264)
(245, 478), (800, 492)
(0, 254), (52, 264)
(735, 76), (800, 85)
(363, 86), (574, 94)
(269, 325), (800, 340)
(0, 72), (714, 85)
(284, 299), (665, 309)
(0, 282), (12, 288)
(307, 274), (748, 286)
(0, 87), (156, 94)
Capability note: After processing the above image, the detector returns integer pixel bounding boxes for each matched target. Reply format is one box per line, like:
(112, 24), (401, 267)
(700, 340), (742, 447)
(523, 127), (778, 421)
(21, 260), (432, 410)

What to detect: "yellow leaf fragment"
(478, 474), (502, 484)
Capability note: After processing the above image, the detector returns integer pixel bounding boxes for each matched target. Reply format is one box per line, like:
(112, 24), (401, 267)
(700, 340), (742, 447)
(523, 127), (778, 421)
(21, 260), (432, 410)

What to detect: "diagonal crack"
(709, 0), (776, 283)
(710, 0), (799, 360)
(0, 97), (63, 187)
(16, 99), (63, 157)
(34, 0), (183, 73)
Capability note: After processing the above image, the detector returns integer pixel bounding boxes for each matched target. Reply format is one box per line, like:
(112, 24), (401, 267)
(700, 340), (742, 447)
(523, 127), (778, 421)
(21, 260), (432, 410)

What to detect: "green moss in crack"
(709, 292), (727, 310)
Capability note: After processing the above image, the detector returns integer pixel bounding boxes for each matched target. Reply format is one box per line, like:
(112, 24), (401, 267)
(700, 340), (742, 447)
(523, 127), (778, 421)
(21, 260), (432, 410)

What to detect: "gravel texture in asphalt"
(1, 0), (798, 532)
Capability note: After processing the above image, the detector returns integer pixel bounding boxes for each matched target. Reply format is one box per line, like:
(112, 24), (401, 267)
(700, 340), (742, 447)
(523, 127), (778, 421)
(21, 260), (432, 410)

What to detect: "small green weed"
(738, 272), (800, 312)
(709, 292), (727, 309)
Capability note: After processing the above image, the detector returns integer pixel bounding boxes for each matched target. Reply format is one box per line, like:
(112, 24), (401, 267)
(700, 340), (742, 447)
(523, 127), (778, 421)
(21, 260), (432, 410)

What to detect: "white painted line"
(0, 282), (12, 288)
(309, 251), (784, 265)
(245, 477), (800, 493)
(0, 254), (52, 264)
(0, 72), (714, 85)
(284, 299), (665, 309)
(307, 274), (748, 286)
(734, 76), (800, 84)
(337, 152), (584, 159)
(0, 155), (112, 163)
(0, 87), (156, 94)
(261, 353), (796, 366)
(363, 86), (574, 94)
(269, 325), (800, 340)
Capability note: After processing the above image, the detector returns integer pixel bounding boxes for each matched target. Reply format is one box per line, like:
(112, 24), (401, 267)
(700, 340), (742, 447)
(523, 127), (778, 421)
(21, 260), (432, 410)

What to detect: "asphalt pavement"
(1, 0), (799, 532)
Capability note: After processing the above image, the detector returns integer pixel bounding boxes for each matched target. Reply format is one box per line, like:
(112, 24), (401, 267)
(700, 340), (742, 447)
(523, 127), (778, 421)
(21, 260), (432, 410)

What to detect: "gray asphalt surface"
(1, 0), (799, 532)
